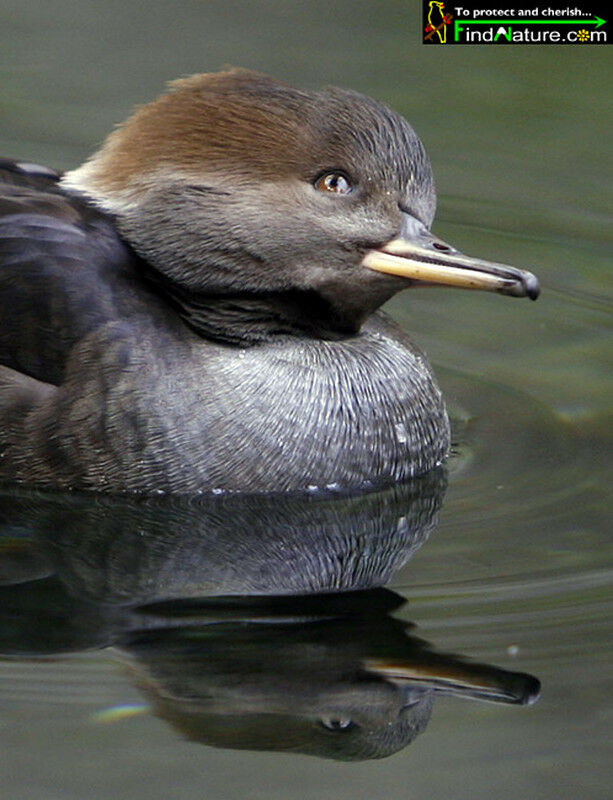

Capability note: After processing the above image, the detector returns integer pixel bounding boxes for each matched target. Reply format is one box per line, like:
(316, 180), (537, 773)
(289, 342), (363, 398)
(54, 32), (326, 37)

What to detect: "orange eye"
(314, 172), (352, 195)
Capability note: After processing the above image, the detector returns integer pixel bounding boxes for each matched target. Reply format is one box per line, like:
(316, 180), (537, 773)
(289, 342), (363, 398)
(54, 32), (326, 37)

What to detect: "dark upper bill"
(362, 213), (540, 300)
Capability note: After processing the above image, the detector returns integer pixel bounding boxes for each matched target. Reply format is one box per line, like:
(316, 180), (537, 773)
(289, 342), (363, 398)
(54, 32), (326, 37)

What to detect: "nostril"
(432, 242), (450, 251)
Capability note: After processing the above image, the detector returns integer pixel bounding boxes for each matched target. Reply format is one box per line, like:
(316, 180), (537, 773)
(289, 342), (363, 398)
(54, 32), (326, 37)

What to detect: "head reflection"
(123, 589), (539, 761)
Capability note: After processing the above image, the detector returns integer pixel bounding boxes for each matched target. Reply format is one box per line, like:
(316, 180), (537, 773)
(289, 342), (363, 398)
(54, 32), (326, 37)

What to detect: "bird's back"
(0, 159), (147, 385)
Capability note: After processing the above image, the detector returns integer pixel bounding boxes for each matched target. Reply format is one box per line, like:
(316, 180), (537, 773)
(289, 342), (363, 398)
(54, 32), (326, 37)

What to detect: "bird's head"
(62, 69), (538, 339)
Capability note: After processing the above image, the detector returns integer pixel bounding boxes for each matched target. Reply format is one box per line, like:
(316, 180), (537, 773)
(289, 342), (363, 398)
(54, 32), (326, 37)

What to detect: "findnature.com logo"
(422, 2), (608, 44)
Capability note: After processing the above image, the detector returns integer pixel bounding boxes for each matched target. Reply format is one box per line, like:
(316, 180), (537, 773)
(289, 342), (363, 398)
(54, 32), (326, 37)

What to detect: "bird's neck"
(139, 262), (362, 346)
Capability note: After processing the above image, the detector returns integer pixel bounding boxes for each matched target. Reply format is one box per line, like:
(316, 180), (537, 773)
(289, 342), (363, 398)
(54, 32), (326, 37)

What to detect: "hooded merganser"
(0, 70), (539, 494)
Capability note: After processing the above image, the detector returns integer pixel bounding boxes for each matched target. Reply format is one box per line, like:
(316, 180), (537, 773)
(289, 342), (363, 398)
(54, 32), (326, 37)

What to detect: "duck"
(0, 69), (539, 494)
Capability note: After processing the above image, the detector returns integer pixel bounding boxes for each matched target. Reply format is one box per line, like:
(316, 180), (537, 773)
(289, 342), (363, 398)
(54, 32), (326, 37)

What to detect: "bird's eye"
(319, 716), (355, 731)
(314, 172), (353, 195)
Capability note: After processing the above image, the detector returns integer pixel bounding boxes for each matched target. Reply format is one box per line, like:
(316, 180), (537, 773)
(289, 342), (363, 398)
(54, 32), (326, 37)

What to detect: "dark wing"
(0, 159), (146, 385)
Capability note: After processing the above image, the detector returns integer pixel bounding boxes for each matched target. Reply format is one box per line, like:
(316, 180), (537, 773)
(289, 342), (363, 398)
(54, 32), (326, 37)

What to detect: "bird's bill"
(362, 213), (540, 300)
(364, 656), (540, 705)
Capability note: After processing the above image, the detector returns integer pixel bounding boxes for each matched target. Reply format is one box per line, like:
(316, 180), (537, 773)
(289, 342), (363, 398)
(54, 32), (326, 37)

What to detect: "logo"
(422, 2), (609, 44)
(424, 2), (454, 43)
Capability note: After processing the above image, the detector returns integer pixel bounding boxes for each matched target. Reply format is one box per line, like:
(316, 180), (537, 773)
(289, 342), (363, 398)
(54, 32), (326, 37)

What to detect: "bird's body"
(0, 71), (538, 494)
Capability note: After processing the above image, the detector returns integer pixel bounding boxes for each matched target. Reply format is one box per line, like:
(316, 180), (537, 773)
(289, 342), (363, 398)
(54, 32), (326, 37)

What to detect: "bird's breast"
(116, 313), (451, 493)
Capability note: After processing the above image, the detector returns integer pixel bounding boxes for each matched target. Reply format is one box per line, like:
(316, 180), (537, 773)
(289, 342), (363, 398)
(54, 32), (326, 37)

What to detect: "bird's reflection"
(0, 471), (540, 760)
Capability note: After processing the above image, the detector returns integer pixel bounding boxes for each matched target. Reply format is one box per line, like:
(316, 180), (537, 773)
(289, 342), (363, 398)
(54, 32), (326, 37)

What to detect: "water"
(0, 2), (611, 798)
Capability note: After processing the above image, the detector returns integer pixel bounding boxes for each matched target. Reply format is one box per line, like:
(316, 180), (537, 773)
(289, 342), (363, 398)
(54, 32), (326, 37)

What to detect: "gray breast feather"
(1, 314), (449, 493)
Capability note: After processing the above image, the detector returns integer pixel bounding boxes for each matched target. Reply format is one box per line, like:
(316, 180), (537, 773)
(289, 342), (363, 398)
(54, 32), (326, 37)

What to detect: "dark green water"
(0, 2), (611, 798)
